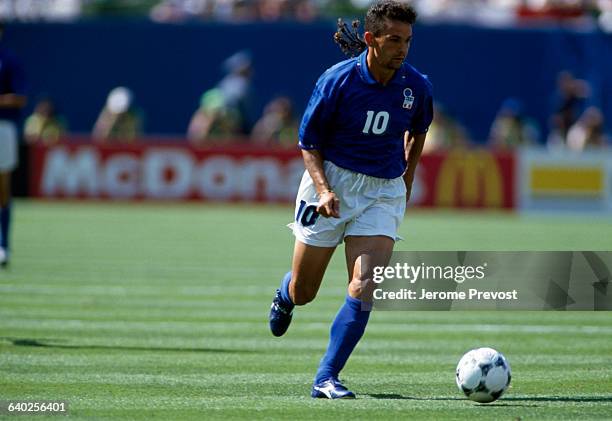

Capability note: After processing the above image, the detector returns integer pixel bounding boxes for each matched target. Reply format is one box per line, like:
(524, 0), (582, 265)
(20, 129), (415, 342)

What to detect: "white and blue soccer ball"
(455, 347), (511, 403)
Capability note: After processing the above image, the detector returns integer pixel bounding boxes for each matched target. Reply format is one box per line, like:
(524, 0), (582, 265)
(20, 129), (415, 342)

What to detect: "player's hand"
(317, 191), (340, 218)
(403, 173), (414, 203)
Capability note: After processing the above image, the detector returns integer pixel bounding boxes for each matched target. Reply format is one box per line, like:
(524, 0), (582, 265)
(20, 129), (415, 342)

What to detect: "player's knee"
(292, 289), (317, 305)
(290, 283), (318, 306)
(348, 277), (375, 300)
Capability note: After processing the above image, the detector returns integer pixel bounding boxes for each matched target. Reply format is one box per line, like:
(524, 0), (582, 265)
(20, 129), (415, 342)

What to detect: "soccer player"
(0, 24), (27, 267)
(268, 0), (433, 399)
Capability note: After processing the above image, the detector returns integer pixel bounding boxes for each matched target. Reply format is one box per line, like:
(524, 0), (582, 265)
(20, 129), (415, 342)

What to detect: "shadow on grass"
(504, 396), (612, 403)
(367, 394), (463, 401)
(366, 394), (537, 407)
(1, 337), (256, 354)
(367, 393), (612, 406)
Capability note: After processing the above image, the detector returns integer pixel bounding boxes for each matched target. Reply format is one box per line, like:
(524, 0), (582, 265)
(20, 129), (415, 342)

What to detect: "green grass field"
(1, 201), (611, 420)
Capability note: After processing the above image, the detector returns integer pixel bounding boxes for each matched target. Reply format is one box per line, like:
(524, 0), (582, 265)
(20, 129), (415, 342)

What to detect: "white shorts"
(289, 161), (407, 247)
(0, 121), (18, 172)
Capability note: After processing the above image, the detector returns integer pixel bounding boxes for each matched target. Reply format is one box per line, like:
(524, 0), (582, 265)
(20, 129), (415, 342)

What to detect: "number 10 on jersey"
(362, 111), (389, 135)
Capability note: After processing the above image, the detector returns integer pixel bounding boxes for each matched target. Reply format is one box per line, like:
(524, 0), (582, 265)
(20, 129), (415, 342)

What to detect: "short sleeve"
(410, 80), (434, 134)
(298, 73), (337, 150)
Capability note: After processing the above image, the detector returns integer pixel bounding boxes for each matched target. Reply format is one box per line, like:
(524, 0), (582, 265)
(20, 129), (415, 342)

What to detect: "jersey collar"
(357, 49), (405, 86)
(357, 50), (377, 85)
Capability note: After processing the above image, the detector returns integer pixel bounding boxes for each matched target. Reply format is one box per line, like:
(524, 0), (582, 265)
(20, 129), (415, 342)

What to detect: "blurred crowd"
(426, 70), (609, 152)
(1, 0), (611, 31)
(23, 45), (609, 152)
(412, 0), (612, 30)
(25, 50), (300, 149)
(150, 0), (319, 22)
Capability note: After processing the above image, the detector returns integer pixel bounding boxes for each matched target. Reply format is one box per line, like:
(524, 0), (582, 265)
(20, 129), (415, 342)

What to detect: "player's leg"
(312, 235), (394, 398)
(269, 240), (335, 337)
(0, 122), (17, 267)
(0, 170), (11, 266)
(312, 173), (405, 398)
(289, 240), (336, 305)
(0, 123), (16, 267)
(270, 164), (347, 336)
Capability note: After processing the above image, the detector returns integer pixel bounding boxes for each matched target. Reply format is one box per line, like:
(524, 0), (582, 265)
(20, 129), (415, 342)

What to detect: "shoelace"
(272, 300), (292, 315)
(328, 378), (346, 387)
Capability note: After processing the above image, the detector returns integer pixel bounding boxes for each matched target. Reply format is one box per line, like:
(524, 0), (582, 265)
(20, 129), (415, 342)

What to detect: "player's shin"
(314, 295), (370, 384)
(0, 201), (11, 251)
(279, 271), (294, 309)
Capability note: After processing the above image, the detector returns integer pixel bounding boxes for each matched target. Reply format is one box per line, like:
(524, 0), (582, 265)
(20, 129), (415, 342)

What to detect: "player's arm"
(302, 149), (340, 218)
(403, 131), (427, 202)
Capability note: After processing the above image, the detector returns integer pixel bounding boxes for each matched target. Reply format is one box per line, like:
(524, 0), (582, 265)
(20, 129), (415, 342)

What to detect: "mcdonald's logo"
(435, 150), (504, 207)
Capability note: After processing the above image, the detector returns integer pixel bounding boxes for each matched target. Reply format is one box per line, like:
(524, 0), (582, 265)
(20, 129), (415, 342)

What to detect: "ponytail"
(333, 18), (367, 58)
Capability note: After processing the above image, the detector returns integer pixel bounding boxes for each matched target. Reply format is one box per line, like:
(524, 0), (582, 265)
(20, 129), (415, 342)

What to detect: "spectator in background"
(251, 96), (299, 148)
(188, 50), (254, 145)
(0, 23), (27, 267)
(217, 50), (254, 134)
(488, 98), (539, 149)
(293, 0), (318, 21)
(92, 86), (142, 143)
(0, 0), (81, 21)
(547, 71), (590, 148)
(149, 0), (317, 22)
(567, 106), (609, 151)
(187, 87), (242, 146)
(255, 0), (318, 21)
(24, 98), (66, 145)
(516, 0), (587, 21)
(422, 102), (469, 153)
(150, 0), (208, 22)
(257, 0), (291, 21)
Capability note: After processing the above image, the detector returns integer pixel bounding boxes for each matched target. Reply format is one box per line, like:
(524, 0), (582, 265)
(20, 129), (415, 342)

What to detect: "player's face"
(367, 19), (413, 71)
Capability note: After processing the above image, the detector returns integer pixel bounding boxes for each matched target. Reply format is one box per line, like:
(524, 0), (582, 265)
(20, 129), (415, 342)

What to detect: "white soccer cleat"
(0, 248), (7, 267)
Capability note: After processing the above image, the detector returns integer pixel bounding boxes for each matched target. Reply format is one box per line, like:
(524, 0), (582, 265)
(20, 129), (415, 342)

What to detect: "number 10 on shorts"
(296, 200), (320, 227)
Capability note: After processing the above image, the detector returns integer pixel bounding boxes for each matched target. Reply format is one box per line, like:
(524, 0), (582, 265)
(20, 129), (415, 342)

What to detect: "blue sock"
(0, 203), (10, 251)
(279, 271), (294, 309)
(314, 295), (370, 384)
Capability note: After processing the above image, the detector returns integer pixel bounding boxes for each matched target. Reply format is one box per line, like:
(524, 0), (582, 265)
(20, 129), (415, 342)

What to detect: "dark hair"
(365, 0), (417, 36)
(333, 1), (417, 57)
(334, 19), (366, 58)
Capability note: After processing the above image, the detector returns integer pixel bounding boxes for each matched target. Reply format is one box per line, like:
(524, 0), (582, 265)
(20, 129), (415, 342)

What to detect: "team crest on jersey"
(402, 88), (414, 110)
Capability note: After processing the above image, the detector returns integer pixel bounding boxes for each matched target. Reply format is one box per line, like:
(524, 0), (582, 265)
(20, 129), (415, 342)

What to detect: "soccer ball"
(455, 347), (511, 403)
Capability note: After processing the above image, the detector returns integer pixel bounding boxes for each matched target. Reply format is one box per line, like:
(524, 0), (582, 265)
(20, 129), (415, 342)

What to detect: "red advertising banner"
(30, 143), (515, 208)
(414, 149), (516, 209)
(30, 143), (304, 202)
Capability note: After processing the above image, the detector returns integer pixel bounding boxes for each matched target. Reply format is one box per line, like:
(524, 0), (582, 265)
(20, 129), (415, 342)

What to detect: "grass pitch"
(1, 201), (611, 420)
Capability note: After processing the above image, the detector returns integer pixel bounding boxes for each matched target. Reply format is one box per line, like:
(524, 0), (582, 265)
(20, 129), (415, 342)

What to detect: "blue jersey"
(299, 50), (433, 179)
